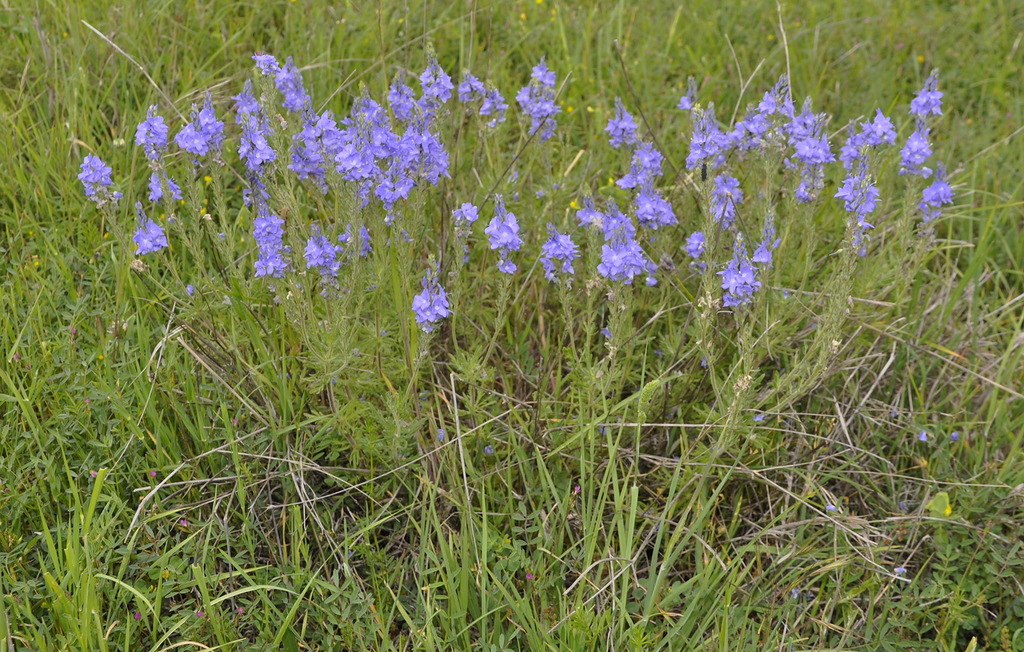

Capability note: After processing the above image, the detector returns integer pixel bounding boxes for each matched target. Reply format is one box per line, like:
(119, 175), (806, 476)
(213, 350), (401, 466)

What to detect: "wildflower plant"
(66, 41), (988, 650)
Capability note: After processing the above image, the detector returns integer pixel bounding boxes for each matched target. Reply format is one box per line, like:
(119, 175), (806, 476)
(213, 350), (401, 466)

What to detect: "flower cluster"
(901, 70), (942, 177)
(516, 59), (559, 141)
(484, 195), (524, 273)
(595, 200), (657, 285)
(412, 260), (451, 332)
(539, 224), (578, 282)
(710, 175), (743, 228)
(253, 53), (311, 112)
(78, 155), (120, 204)
(175, 92), (225, 162)
(718, 239), (761, 307)
(605, 98), (639, 149)
(132, 202), (168, 256)
(76, 51), (958, 329)
(785, 98), (834, 202)
(136, 105), (182, 203)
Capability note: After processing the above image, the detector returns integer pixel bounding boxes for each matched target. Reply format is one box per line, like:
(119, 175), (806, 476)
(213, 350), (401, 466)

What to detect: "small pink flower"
(525, 572), (534, 580)
(573, 485), (581, 494)
(12, 353), (20, 361)
(149, 470), (157, 478)
(237, 607), (244, 614)
(196, 611), (204, 618)
(133, 611), (142, 620)
(90, 471), (98, 478)
(179, 518), (188, 526)
(85, 398), (91, 405)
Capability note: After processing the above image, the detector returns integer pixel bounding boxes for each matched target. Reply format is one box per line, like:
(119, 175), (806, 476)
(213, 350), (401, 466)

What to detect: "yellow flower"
(944, 503), (952, 517)
(98, 354), (104, 360)
(203, 175), (212, 184)
(33, 261), (40, 267)
(768, 34), (775, 40)
(570, 200), (579, 209)
(566, 105), (574, 113)
(520, 12), (526, 19)
(917, 55), (925, 63)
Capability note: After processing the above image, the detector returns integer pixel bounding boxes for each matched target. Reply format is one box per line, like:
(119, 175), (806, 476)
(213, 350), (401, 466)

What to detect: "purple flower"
(950, 431), (960, 442)
(186, 285), (194, 296)
(919, 163), (954, 222)
(686, 103), (727, 170)
(273, 56), (310, 112)
(358, 225), (372, 257)
(412, 261), (451, 332)
(479, 86), (508, 126)
(458, 73), (485, 102)
(711, 175), (743, 228)
(576, 196), (604, 228)
(233, 80), (259, 122)
(78, 154), (115, 201)
(752, 210), (780, 266)
(836, 163), (880, 255)
(253, 210), (288, 278)
(786, 99), (833, 202)
(618, 142), (664, 189)
(598, 231), (653, 284)
(677, 76), (698, 111)
(539, 224), (579, 282)
(718, 242), (761, 307)
(900, 128), (933, 176)
(894, 566), (907, 576)
(606, 98), (639, 149)
(132, 202), (168, 256)
(420, 57), (454, 105)
(516, 59), (560, 141)
(133, 612), (142, 621)
(148, 171), (182, 202)
(484, 195), (523, 273)
(289, 108), (332, 193)
(175, 92), (225, 160)
(252, 53), (280, 75)
(633, 184), (676, 229)
(483, 444), (495, 455)
(305, 223), (343, 277)
(825, 504), (838, 512)
(135, 105), (169, 161)
(453, 202), (479, 227)
(862, 109), (897, 147)
(389, 79), (417, 123)
(910, 70), (943, 118)
(239, 113), (276, 172)
(685, 231), (705, 259)
(375, 163), (415, 210)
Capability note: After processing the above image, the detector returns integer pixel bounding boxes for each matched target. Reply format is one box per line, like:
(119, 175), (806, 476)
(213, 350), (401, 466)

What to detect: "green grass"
(1, 0), (1023, 650)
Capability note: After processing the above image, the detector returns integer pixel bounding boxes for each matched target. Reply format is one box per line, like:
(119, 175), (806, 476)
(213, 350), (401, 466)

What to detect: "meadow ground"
(1, 1), (1023, 650)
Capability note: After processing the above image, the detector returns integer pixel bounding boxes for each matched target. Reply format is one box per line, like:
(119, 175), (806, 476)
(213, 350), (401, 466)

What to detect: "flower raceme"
(484, 195), (524, 274)
(412, 261), (451, 333)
